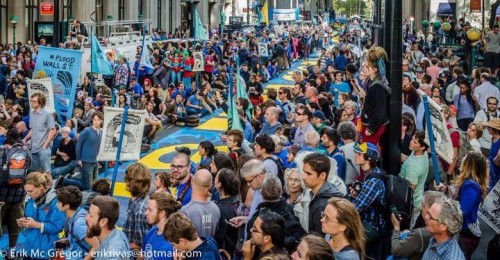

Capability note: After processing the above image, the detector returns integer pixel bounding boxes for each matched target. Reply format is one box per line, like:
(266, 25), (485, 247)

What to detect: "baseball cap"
(175, 146), (191, 156)
(312, 111), (326, 121)
(353, 142), (379, 161)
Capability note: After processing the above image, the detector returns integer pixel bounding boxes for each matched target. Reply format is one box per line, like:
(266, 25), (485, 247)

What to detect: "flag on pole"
(139, 33), (154, 70)
(236, 57), (253, 119)
(90, 30), (113, 75)
(228, 68), (243, 131)
(260, 0), (269, 25)
(195, 10), (209, 41)
(257, 6), (262, 24)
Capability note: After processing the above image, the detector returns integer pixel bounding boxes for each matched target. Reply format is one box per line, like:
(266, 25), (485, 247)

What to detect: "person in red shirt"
(182, 51), (194, 88)
(204, 50), (215, 82)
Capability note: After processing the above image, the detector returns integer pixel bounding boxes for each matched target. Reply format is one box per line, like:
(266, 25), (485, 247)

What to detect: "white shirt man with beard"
(85, 196), (130, 260)
(170, 152), (193, 206)
(474, 96), (500, 154)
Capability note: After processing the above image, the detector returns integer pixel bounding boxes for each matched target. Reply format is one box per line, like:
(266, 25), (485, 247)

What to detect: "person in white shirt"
(474, 73), (500, 110)
(474, 96), (500, 155)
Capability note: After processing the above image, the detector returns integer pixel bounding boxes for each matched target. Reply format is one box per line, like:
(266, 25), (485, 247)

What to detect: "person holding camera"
(350, 142), (387, 260)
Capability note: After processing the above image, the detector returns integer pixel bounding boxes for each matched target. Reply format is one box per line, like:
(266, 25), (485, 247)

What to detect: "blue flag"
(90, 31), (113, 75)
(228, 67), (243, 131)
(140, 33), (154, 70)
(195, 9), (208, 41)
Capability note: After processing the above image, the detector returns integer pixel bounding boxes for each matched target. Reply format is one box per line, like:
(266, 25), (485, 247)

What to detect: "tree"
(333, 0), (369, 18)
(490, 0), (500, 29)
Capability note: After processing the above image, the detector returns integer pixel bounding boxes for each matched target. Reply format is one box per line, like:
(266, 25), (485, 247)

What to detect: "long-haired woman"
(322, 197), (365, 259)
(291, 234), (334, 260)
(453, 80), (479, 131)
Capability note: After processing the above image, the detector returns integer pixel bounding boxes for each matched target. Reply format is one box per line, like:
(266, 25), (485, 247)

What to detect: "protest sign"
(26, 78), (55, 113)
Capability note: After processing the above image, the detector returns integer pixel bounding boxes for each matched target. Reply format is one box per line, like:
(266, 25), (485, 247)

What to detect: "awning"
(437, 3), (454, 17)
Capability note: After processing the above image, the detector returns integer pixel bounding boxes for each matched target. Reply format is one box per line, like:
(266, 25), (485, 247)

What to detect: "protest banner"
(26, 78), (55, 113)
(479, 181), (500, 233)
(193, 52), (204, 72)
(33, 46), (83, 120)
(97, 107), (146, 161)
(258, 43), (269, 57)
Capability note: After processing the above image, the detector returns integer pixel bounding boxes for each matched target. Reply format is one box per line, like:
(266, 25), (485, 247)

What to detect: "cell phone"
(224, 219), (232, 225)
(391, 206), (402, 221)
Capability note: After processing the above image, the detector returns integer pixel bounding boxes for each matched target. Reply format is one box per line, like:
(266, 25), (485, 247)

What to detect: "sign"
(470, 0), (481, 12)
(193, 52), (204, 72)
(417, 89), (454, 164)
(273, 9), (297, 21)
(27, 78), (55, 113)
(97, 107), (146, 161)
(40, 2), (54, 16)
(479, 181), (500, 233)
(258, 43), (269, 57)
(33, 46), (83, 121)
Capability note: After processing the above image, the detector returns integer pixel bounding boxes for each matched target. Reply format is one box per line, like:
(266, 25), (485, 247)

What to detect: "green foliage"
(332, 0), (370, 18)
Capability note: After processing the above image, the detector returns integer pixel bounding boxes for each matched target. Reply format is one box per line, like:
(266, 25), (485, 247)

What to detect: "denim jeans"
(186, 107), (209, 117)
(183, 76), (192, 89)
(31, 147), (52, 172)
(62, 161), (97, 191)
(51, 160), (77, 179)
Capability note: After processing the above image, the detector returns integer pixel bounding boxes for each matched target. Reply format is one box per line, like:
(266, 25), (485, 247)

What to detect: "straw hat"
(482, 118), (500, 131)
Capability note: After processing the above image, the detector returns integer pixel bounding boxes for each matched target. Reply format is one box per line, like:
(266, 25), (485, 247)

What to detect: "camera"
(54, 239), (70, 250)
(347, 181), (362, 194)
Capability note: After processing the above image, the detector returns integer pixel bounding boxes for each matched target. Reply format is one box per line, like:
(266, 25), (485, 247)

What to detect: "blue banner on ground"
(34, 46), (83, 121)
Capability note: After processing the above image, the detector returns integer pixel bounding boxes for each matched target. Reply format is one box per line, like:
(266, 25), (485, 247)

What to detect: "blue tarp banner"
(34, 46), (83, 121)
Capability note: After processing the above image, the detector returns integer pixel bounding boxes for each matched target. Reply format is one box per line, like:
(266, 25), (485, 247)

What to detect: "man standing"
(252, 134), (281, 177)
(142, 192), (177, 260)
(302, 153), (344, 236)
(422, 197), (465, 259)
(23, 92), (56, 171)
(399, 131), (429, 228)
(292, 83), (307, 105)
(293, 105), (315, 146)
(329, 71), (350, 107)
(474, 97), (499, 155)
(484, 25), (500, 79)
(59, 112), (103, 191)
(163, 212), (220, 259)
(321, 128), (346, 181)
(482, 118), (500, 190)
(242, 209), (287, 259)
(85, 196), (130, 260)
(474, 73), (500, 110)
(258, 107), (282, 136)
(170, 152), (192, 206)
(123, 163), (150, 252)
(180, 169), (221, 238)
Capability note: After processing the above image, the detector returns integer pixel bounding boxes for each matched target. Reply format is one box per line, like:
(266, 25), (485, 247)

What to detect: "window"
(25, 0), (39, 42)
(0, 0), (7, 44)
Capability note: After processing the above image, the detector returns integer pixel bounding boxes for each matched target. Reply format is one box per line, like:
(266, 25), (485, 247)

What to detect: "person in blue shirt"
(329, 71), (351, 107)
(164, 212), (221, 260)
(142, 192), (180, 260)
(170, 82), (188, 101)
(334, 49), (348, 71)
(186, 90), (209, 117)
(129, 77), (144, 99)
(56, 186), (99, 260)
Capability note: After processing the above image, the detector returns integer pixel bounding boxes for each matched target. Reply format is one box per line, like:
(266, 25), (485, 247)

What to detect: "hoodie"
(308, 182), (345, 236)
(23, 188), (66, 259)
(187, 236), (221, 260)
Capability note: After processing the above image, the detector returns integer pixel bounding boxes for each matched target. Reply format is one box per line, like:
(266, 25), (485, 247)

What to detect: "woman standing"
(359, 46), (390, 145)
(283, 168), (305, 207)
(453, 80), (478, 131)
(321, 197), (365, 260)
(198, 141), (217, 170)
(21, 172), (65, 259)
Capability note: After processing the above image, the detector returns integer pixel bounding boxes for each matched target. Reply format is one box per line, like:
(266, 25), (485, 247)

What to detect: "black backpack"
(367, 169), (414, 230)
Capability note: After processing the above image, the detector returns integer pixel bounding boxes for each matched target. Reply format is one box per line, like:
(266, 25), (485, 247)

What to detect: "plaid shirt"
(422, 237), (465, 260)
(352, 167), (387, 232)
(0, 147), (26, 204)
(122, 196), (149, 246)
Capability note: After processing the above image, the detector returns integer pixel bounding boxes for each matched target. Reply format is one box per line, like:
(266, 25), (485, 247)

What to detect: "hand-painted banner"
(97, 107), (146, 161)
(258, 43), (269, 57)
(193, 52), (204, 72)
(479, 181), (500, 233)
(26, 78), (55, 113)
(34, 46), (83, 120)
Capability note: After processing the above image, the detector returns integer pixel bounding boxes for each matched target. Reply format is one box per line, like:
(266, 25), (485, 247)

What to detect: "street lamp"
(466, 28), (482, 70)
(432, 21), (441, 51)
(10, 16), (18, 51)
(441, 22), (451, 45)
(421, 20), (429, 48)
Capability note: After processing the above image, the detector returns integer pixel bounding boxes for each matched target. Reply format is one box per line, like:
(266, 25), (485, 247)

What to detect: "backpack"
(449, 127), (474, 170)
(1, 144), (31, 185)
(367, 169), (414, 230)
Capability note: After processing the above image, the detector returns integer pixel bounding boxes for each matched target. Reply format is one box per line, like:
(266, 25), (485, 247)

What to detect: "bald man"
(15, 121), (29, 139)
(179, 169), (221, 238)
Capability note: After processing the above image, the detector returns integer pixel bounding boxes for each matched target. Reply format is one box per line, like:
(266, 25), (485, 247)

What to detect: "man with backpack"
(350, 142), (388, 259)
(0, 128), (27, 256)
(55, 186), (99, 258)
(252, 134), (283, 179)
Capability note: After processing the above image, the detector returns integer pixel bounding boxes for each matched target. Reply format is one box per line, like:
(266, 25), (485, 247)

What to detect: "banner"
(261, 0), (269, 24)
(417, 89), (454, 163)
(194, 10), (208, 41)
(193, 52), (204, 72)
(272, 8), (297, 21)
(90, 31), (114, 75)
(470, 0), (481, 12)
(258, 43), (269, 57)
(97, 107), (147, 161)
(139, 33), (154, 70)
(479, 181), (500, 233)
(26, 78), (55, 113)
(34, 46), (83, 120)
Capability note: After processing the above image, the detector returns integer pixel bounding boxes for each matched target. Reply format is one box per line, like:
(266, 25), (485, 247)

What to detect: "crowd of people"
(0, 14), (499, 260)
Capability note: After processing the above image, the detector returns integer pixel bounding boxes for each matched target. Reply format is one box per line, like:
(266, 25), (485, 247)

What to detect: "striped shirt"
(422, 237), (465, 260)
